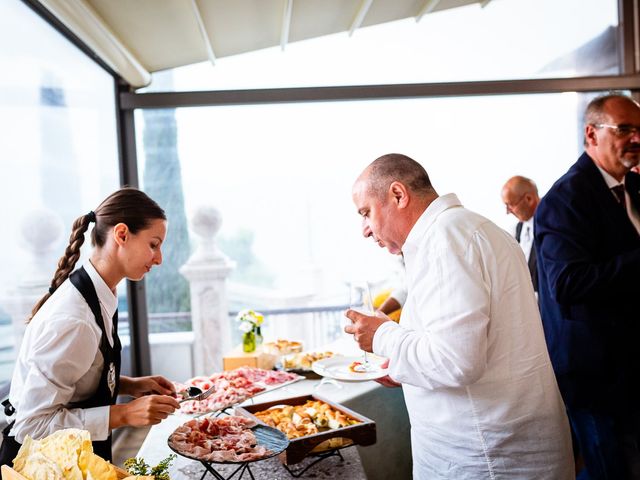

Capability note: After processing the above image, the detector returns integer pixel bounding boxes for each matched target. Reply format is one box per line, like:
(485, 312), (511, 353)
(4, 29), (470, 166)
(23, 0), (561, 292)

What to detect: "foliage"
(124, 454), (176, 480)
(141, 72), (190, 314)
(217, 229), (274, 287)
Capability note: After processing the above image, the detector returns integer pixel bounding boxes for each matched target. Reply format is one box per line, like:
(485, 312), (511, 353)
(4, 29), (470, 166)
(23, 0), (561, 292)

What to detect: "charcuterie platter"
(168, 415), (288, 463)
(168, 415), (289, 479)
(174, 367), (303, 415)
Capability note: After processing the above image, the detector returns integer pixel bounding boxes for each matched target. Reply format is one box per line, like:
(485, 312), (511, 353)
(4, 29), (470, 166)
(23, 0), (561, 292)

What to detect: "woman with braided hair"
(0, 187), (180, 465)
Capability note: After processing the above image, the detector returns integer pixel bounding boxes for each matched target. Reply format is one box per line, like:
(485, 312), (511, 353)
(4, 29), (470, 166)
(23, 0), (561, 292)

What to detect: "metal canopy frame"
(21, 0), (640, 377)
(120, 74), (640, 110)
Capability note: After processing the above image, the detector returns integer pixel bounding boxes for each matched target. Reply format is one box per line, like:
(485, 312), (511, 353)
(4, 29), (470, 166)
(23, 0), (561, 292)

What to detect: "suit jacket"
(535, 152), (640, 413)
(515, 221), (538, 292)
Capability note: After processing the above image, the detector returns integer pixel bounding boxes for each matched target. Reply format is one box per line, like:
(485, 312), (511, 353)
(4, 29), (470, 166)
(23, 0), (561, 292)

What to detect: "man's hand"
(374, 359), (401, 388)
(344, 309), (390, 353)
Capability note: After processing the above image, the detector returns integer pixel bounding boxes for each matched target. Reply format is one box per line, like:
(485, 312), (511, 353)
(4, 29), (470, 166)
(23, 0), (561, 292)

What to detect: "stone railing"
(0, 205), (347, 383)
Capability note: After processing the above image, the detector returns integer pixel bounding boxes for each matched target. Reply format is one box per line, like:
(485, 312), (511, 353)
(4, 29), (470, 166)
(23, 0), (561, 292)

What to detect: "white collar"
(594, 161), (625, 189)
(83, 260), (118, 320)
(402, 193), (462, 256)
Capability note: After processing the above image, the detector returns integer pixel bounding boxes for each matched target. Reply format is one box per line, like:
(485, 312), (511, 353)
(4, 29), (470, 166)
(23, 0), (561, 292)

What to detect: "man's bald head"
(352, 153), (438, 255)
(360, 153), (436, 199)
(502, 176), (539, 198)
(501, 175), (540, 222)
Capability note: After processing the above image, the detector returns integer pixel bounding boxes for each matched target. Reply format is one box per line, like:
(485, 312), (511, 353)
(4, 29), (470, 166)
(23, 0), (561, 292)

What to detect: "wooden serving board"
(236, 393), (376, 465)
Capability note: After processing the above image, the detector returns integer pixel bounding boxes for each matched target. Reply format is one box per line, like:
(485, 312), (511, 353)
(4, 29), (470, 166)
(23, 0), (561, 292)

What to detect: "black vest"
(0, 266), (121, 465)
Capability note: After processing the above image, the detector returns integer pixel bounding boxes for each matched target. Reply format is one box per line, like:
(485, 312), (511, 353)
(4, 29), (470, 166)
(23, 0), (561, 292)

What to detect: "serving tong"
(179, 384), (217, 403)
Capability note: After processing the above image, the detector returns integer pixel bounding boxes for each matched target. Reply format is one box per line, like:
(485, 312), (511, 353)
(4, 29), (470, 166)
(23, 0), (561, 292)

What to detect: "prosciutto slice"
(175, 367), (300, 414)
(169, 416), (271, 463)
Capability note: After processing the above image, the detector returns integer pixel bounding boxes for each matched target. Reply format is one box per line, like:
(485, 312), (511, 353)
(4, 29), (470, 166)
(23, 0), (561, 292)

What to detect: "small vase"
(242, 330), (256, 353)
(255, 326), (263, 347)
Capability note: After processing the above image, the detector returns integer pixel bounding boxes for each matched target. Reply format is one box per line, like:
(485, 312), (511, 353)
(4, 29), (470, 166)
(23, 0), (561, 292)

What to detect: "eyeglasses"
(504, 195), (526, 210)
(593, 123), (640, 138)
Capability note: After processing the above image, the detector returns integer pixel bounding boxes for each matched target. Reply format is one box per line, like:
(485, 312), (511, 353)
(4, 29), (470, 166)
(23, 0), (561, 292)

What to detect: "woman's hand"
(110, 395), (179, 429)
(119, 375), (176, 398)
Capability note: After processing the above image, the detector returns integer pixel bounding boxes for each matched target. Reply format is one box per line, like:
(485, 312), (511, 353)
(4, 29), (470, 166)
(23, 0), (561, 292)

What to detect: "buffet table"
(136, 338), (412, 480)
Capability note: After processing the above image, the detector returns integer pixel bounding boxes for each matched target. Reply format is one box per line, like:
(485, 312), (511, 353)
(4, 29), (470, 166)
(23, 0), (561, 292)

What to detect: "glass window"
(141, 0), (618, 92)
(0, 1), (120, 385)
(135, 90), (603, 342)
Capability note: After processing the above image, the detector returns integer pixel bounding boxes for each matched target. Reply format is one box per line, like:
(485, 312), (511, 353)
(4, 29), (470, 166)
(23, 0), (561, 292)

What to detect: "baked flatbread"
(78, 443), (116, 480)
(38, 429), (90, 480)
(17, 452), (63, 480)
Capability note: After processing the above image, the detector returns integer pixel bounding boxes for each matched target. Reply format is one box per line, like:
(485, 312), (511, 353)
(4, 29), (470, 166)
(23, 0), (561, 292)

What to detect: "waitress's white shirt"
(8, 261), (116, 442)
(373, 194), (574, 479)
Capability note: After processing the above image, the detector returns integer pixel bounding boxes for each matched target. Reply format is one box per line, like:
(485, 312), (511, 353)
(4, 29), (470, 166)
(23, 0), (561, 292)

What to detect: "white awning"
(37, 0), (486, 87)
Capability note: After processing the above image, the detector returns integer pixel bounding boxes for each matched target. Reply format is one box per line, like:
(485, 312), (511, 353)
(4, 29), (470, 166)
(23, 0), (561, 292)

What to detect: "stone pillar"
(2, 209), (64, 350)
(180, 206), (235, 375)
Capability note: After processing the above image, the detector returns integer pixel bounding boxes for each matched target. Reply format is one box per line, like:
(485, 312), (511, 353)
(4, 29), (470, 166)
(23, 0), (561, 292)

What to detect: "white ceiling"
(38, 0), (489, 87)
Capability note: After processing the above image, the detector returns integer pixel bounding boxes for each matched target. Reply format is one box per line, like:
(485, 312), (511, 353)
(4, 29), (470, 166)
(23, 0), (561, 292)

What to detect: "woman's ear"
(389, 181), (410, 208)
(113, 223), (129, 246)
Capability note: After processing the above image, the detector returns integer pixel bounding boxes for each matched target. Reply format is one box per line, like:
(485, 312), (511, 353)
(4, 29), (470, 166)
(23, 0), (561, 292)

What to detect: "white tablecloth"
(135, 338), (412, 479)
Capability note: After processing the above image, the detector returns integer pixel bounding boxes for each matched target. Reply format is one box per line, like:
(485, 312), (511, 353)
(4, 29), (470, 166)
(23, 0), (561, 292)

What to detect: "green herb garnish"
(124, 454), (176, 480)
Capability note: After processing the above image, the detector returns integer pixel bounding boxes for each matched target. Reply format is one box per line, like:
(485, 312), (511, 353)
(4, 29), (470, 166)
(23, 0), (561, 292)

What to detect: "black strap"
(0, 422), (21, 466)
(2, 399), (14, 417)
(69, 267), (121, 407)
(69, 267), (109, 348)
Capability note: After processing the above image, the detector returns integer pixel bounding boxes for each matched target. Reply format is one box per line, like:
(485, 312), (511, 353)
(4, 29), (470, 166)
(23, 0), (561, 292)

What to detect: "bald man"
(501, 176), (540, 292)
(346, 153), (573, 479)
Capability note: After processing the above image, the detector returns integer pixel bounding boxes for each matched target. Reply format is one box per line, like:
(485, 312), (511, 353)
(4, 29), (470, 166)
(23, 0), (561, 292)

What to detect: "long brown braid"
(28, 187), (166, 322)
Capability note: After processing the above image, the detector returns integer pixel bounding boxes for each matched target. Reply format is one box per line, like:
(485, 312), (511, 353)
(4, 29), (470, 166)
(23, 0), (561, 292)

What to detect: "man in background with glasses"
(535, 93), (640, 479)
(501, 175), (540, 293)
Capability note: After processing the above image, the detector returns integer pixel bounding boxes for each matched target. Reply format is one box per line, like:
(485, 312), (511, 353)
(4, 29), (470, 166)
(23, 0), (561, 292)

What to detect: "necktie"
(611, 184), (626, 208)
(524, 225), (532, 243)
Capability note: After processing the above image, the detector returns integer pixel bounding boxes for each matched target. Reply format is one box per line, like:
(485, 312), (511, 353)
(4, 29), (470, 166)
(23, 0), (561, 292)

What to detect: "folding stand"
(198, 460), (255, 480)
(281, 448), (345, 478)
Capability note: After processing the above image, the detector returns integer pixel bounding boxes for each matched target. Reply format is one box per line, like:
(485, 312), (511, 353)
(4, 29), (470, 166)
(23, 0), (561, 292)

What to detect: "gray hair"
(366, 153), (435, 198)
(584, 92), (639, 125)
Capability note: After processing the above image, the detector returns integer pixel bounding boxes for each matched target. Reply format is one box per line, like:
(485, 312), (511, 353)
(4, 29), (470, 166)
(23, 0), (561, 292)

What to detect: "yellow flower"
(236, 308), (265, 327)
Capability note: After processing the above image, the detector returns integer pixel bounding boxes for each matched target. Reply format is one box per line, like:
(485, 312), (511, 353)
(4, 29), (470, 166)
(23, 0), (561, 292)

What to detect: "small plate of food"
(279, 351), (338, 378)
(311, 355), (388, 381)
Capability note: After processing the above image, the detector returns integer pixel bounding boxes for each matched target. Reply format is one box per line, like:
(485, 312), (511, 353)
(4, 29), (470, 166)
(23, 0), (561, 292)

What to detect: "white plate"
(312, 355), (388, 381)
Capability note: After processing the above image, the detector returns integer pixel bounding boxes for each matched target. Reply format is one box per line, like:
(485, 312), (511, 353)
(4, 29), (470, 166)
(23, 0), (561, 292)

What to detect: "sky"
(0, 0), (619, 302)
(136, 0), (617, 299)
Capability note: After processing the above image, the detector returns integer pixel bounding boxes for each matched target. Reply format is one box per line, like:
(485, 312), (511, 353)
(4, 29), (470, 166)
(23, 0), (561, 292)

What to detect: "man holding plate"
(345, 153), (573, 479)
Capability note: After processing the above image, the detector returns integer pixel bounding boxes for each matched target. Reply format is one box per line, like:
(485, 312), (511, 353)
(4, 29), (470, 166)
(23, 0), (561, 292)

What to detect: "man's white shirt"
(594, 162), (640, 235)
(519, 217), (534, 262)
(372, 194), (573, 479)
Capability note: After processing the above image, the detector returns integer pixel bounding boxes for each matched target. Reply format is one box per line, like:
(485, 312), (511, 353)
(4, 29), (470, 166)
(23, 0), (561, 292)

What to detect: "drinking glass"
(348, 281), (374, 369)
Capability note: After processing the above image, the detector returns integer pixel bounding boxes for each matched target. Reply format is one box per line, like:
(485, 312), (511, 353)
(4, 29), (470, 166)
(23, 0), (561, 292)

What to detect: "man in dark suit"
(501, 176), (539, 292)
(535, 93), (640, 479)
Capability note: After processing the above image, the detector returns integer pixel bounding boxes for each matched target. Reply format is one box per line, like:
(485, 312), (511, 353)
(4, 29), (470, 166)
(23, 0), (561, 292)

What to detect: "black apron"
(0, 266), (121, 466)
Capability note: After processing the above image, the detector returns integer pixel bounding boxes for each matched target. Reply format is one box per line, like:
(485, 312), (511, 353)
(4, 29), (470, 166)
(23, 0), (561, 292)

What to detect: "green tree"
(218, 229), (274, 287)
(141, 74), (190, 316)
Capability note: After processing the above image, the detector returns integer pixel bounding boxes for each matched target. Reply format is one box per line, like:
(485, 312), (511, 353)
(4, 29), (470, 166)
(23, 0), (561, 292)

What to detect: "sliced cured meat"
(176, 367), (300, 414)
(169, 416), (269, 463)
